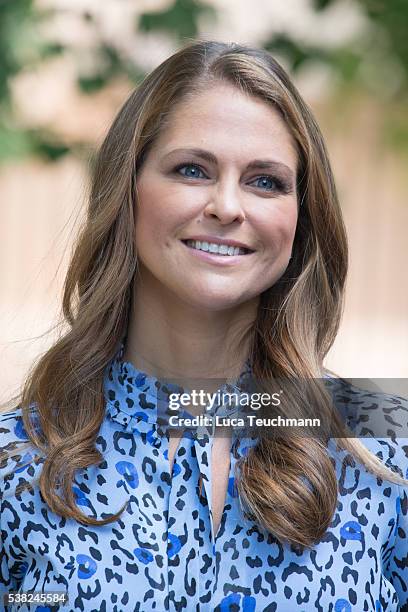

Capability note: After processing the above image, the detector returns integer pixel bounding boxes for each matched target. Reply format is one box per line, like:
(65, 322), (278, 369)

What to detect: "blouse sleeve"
(1, 488), (25, 599)
(0, 410), (29, 605)
(382, 433), (408, 609)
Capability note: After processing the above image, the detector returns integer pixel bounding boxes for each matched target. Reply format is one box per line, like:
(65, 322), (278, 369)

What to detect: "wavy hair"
(3, 39), (407, 551)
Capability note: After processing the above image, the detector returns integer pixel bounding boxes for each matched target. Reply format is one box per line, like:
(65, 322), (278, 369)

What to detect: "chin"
(176, 287), (253, 312)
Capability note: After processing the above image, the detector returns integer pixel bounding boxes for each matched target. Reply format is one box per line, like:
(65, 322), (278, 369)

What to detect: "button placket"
(166, 431), (207, 610)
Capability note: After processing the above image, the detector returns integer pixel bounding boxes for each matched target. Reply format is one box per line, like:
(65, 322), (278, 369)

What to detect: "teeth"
(185, 240), (248, 256)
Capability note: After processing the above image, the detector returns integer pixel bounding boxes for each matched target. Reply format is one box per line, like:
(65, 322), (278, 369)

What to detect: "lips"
(181, 237), (255, 254)
(182, 239), (251, 256)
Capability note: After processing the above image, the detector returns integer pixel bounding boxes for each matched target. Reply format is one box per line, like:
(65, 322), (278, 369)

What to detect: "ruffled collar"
(104, 345), (253, 432)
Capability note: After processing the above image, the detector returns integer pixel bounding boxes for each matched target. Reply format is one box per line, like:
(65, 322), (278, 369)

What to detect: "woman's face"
(134, 82), (299, 311)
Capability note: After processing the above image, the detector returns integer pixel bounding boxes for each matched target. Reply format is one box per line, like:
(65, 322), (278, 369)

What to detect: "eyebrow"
(162, 147), (295, 181)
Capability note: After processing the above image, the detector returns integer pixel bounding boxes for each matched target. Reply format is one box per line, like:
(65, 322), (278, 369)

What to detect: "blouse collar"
(104, 345), (253, 432)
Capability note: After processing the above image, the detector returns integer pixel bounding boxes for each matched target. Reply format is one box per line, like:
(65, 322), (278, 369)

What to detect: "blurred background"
(1, 0), (407, 402)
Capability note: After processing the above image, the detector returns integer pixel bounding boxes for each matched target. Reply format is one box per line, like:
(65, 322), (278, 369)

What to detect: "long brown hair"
(2, 39), (407, 551)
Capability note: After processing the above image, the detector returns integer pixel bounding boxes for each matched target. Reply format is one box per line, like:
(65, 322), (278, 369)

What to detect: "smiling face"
(134, 81), (299, 312)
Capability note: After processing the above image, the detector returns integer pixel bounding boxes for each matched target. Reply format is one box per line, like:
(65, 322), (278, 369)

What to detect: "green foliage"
(0, 123), (33, 161)
(264, 35), (327, 71)
(0, 0), (63, 105)
(314, 0), (332, 8)
(265, 34), (363, 84)
(360, 0), (408, 82)
(77, 44), (145, 93)
(312, 0), (408, 87)
(0, 121), (71, 162)
(0, 0), (68, 161)
(309, 0), (408, 152)
(0, 0), (35, 103)
(32, 133), (71, 161)
(1, 0), (408, 163)
(139, 0), (216, 40)
(77, 44), (124, 93)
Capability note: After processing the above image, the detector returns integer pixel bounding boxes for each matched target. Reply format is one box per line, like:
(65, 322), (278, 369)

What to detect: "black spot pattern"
(0, 353), (407, 611)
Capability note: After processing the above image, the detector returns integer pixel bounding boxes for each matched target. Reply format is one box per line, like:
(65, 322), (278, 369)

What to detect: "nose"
(203, 177), (245, 224)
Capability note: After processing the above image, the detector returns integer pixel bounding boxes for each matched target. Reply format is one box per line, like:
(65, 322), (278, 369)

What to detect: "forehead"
(154, 82), (298, 168)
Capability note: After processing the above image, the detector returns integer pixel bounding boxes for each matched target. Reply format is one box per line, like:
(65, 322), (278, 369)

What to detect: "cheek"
(254, 203), (298, 252)
(135, 181), (194, 242)
(136, 183), (164, 228)
(135, 187), (174, 250)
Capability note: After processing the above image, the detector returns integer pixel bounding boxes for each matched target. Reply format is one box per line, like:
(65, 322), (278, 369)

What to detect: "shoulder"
(325, 373), (408, 420)
(0, 407), (39, 486)
(0, 407), (28, 452)
(359, 436), (408, 482)
(325, 375), (408, 477)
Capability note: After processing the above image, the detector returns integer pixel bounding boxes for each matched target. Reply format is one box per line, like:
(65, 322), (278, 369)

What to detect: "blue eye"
(173, 164), (290, 195)
(251, 176), (280, 191)
(175, 163), (206, 179)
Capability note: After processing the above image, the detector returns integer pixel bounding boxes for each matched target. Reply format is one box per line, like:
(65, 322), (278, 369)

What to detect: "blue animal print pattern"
(1, 350), (407, 611)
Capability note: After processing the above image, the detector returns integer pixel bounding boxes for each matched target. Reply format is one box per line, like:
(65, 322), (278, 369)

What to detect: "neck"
(123, 275), (258, 381)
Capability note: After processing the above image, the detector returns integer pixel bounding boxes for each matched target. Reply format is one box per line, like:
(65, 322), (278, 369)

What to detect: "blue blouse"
(1, 352), (407, 612)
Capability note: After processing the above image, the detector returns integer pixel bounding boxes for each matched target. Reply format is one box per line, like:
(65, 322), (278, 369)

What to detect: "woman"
(1, 39), (407, 611)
